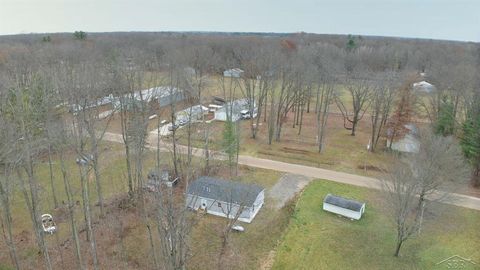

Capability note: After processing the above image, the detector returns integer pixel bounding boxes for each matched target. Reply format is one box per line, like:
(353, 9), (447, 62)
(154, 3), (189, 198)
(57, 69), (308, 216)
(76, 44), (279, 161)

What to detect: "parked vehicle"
(232, 225), (245, 232)
(168, 124), (179, 131)
(76, 154), (94, 166)
(177, 118), (189, 126)
(240, 108), (258, 119)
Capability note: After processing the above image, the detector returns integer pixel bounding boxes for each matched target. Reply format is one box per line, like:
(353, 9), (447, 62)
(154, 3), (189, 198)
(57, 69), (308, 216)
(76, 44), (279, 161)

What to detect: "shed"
(323, 194), (366, 220)
(186, 176), (265, 223)
(413, 81), (435, 93)
(214, 98), (256, 122)
(223, 68), (244, 78)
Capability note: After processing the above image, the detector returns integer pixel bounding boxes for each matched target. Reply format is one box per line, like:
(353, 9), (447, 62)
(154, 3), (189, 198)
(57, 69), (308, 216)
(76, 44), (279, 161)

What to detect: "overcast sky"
(0, 0), (478, 42)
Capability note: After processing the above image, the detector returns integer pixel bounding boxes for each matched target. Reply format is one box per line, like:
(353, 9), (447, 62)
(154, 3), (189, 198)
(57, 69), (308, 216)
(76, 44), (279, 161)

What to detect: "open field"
(272, 180), (480, 270)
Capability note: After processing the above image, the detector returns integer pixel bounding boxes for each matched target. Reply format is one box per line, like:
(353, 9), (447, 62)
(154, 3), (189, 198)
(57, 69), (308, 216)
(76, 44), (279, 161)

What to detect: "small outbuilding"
(186, 176), (265, 223)
(223, 68), (244, 78)
(413, 81), (435, 93)
(323, 194), (366, 220)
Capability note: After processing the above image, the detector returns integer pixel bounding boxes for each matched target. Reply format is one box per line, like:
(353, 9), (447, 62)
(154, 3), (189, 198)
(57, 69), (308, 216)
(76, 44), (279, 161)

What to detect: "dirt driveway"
(268, 174), (313, 209)
(102, 131), (480, 211)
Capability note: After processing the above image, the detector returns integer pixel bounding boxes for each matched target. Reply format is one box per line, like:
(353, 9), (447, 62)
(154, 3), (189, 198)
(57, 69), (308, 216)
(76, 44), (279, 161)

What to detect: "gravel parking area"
(268, 173), (313, 209)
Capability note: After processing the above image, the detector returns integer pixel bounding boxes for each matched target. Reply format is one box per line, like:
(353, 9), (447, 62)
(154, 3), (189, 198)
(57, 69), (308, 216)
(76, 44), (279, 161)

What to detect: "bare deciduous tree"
(369, 71), (398, 152)
(335, 75), (373, 136)
(383, 130), (469, 257)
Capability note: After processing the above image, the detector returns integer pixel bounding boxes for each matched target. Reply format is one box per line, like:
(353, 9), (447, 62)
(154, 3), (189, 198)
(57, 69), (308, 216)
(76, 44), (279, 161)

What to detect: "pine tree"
(222, 119), (238, 175)
(460, 108), (480, 186)
(434, 96), (455, 136)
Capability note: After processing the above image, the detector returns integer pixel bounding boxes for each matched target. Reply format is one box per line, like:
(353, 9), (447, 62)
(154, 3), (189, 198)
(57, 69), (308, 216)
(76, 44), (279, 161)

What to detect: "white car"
(232, 225), (245, 232)
(240, 109), (258, 120)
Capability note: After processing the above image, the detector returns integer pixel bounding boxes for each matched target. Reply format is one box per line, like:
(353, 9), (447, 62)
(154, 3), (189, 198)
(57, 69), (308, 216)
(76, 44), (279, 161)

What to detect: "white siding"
(186, 190), (265, 223)
(214, 111), (241, 122)
(323, 203), (365, 220)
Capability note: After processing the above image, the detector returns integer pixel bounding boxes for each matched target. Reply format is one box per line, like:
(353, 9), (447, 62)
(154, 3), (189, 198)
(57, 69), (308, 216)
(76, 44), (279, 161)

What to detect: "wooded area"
(0, 32), (478, 269)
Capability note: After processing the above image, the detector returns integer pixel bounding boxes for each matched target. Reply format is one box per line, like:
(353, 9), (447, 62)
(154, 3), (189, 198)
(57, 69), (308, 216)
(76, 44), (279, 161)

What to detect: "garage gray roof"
(324, 194), (365, 212)
(187, 176), (264, 206)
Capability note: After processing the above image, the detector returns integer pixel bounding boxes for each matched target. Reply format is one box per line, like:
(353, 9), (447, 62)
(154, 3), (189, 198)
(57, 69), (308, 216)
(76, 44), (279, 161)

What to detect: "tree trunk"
(60, 153), (84, 270)
(90, 139), (105, 217)
(394, 239), (403, 257)
(47, 146), (59, 209)
(351, 118), (357, 136)
(0, 174), (20, 270)
(21, 137), (53, 270)
(79, 166), (99, 269)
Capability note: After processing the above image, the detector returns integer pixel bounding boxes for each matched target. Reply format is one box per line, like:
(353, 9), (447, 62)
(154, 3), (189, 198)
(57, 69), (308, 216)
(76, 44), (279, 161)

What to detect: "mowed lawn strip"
(272, 180), (480, 270)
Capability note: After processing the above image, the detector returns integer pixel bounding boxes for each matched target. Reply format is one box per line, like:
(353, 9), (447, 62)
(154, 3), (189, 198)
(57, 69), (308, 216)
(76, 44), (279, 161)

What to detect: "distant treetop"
(73, 31), (87, 40)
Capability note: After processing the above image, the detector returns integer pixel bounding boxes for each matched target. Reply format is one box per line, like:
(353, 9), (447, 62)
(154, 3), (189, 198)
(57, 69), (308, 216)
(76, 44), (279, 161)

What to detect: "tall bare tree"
(335, 75), (373, 136)
(369, 71), (398, 152)
(383, 130), (468, 257)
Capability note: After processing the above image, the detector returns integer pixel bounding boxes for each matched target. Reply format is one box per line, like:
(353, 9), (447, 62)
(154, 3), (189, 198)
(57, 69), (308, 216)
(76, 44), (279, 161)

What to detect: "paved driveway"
(268, 174), (312, 209)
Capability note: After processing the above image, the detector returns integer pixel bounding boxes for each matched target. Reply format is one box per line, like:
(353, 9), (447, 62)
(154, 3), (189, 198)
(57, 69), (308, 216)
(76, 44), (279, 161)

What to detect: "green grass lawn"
(272, 180), (480, 270)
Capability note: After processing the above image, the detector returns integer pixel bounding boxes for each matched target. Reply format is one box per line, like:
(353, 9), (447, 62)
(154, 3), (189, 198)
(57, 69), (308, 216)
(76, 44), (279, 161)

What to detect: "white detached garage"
(323, 194), (365, 220)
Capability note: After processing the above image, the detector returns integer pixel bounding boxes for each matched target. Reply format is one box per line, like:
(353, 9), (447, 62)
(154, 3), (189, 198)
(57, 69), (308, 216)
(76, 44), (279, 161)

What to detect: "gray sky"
(1, 0), (479, 42)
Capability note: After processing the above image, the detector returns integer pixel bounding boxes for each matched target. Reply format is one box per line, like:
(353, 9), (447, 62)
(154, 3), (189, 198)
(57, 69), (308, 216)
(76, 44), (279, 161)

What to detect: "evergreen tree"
(460, 108), (480, 186)
(222, 119), (238, 175)
(73, 31), (87, 40)
(346, 34), (356, 52)
(434, 96), (455, 136)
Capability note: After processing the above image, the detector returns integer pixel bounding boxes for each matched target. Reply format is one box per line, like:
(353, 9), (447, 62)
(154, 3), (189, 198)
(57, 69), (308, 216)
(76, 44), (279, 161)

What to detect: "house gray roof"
(187, 176), (264, 206)
(324, 194), (365, 212)
(216, 98), (253, 115)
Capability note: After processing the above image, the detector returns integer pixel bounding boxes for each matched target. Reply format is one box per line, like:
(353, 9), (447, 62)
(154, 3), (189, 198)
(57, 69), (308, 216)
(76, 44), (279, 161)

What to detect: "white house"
(223, 68), (244, 78)
(323, 194), (366, 220)
(387, 123), (420, 153)
(68, 94), (115, 114)
(413, 81), (435, 93)
(112, 86), (185, 109)
(214, 98), (256, 122)
(186, 176), (265, 223)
